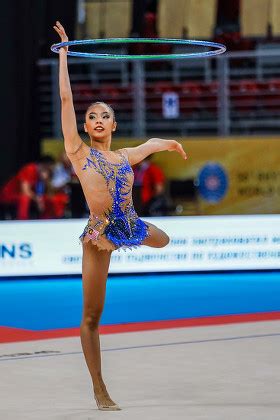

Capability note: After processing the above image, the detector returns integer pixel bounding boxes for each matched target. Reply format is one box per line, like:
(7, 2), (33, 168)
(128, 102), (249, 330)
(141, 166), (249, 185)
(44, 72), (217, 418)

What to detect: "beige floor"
(1, 320), (280, 420)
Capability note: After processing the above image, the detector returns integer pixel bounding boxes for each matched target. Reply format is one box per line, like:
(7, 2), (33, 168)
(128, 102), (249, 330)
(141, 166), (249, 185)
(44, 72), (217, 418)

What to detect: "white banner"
(0, 215), (280, 276)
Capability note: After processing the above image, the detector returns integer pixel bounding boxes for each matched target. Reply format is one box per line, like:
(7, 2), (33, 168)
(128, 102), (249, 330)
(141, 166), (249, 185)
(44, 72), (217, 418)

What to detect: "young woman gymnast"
(53, 21), (187, 411)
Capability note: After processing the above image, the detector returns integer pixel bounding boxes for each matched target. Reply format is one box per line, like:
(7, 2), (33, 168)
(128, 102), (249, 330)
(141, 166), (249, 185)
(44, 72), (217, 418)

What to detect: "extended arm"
(53, 22), (83, 155)
(21, 182), (45, 212)
(21, 181), (36, 199)
(124, 138), (187, 166)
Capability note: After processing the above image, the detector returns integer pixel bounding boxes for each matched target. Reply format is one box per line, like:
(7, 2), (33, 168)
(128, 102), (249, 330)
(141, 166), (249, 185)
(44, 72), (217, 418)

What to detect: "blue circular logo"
(197, 163), (228, 203)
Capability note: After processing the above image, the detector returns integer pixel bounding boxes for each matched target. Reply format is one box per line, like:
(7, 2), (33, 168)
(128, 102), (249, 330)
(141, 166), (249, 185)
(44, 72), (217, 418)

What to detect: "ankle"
(93, 378), (106, 393)
(94, 386), (109, 398)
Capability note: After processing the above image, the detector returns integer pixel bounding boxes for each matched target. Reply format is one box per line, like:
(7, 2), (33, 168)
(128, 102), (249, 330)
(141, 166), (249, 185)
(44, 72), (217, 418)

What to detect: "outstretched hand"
(167, 140), (188, 160)
(53, 21), (69, 51)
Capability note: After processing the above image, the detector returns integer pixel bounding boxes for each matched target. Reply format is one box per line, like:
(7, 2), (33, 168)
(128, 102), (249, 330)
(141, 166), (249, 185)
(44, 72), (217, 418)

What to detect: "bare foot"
(93, 381), (121, 410)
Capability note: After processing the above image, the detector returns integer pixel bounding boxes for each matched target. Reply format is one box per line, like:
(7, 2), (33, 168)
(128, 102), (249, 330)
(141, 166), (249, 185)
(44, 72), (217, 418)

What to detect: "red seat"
(200, 82), (218, 113)
(266, 79), (280, 111)
(99, 85), (120, 106)
(72, 83), (95, 100)
(180, 82), (202, 116)
(115, 86), (132, 111)
(230, 80), (259, 113)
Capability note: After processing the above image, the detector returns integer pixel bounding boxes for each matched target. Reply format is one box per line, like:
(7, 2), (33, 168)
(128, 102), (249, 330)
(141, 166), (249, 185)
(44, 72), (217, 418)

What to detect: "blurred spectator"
(50, 152), (73, 218)
(51, 151), (88, 218)
(0, 155), (68, 220)
(52, 151), (73, 189)
(133, 156), (168, 216)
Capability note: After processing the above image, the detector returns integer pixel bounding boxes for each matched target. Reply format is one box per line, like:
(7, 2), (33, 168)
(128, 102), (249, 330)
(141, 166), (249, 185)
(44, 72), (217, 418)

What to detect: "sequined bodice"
(69, 144), (149, 251)
(81, 148), (134, 215)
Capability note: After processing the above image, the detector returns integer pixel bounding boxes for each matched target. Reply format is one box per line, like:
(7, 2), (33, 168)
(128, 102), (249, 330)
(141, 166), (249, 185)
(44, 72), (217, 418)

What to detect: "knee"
(161, 233), (170, 247)
(81, 307), (103, 330)
(157, 232), (170, 248)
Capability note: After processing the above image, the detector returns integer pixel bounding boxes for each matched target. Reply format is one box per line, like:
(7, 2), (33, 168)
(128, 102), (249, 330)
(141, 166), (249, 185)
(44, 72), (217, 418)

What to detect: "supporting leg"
(80, 241), (120, 410)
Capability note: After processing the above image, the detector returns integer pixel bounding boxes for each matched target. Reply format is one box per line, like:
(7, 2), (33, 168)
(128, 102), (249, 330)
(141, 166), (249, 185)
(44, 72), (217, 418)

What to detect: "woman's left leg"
(80, 241), (120, 409)
(141, 221), (170, 248)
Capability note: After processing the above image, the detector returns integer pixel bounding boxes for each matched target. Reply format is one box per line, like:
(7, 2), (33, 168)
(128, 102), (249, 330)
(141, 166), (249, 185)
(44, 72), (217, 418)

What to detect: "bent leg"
(17, 194), (32, 220)
(49, 192), (69, 218)
(141, 220), (170, 248)
(80, 241), (118, 407)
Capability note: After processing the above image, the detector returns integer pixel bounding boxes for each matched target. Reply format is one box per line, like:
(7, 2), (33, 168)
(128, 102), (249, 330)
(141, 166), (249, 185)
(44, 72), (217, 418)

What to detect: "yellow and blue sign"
(43, 136), (280, 215)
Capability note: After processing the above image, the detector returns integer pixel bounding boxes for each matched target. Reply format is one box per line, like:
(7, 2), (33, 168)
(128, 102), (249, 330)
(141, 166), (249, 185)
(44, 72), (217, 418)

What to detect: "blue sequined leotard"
(79, 147), (150, 251)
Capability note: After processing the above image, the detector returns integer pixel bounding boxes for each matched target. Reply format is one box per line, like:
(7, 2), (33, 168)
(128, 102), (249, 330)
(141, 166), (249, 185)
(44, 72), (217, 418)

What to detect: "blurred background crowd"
(1, 0), (280, 220)
(0, 151), (167, 219)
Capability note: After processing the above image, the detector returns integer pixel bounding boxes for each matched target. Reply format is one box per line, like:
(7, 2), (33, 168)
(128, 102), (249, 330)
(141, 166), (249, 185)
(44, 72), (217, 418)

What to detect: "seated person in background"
(50, 151), (73, 218)
(52, 151), (72, 189)
(0, 155), (66, 220)
(52, 151), (88, 218)
(133, 156), (168, 216)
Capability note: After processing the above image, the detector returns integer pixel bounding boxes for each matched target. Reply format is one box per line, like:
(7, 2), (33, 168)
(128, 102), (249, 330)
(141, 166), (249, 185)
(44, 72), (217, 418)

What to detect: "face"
(84, 103), (117, 139)
(39, 165), (53, 181)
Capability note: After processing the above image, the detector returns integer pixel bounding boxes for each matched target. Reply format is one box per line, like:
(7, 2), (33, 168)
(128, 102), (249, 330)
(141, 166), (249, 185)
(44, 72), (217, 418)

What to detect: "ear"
(84, 122), (88, 133)
(112, 121), (117, 132)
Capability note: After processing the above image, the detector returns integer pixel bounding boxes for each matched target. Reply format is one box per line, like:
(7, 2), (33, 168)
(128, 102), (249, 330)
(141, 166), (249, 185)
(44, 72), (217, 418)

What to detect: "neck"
(90, 135), (111, 151)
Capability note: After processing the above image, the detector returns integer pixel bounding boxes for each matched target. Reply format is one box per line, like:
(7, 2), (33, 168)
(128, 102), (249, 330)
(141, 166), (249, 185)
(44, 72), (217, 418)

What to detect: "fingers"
(53, 21), (67, 35)
(167, 140), (188, 160)
(53, 26), (60, 34)
(53, 25), (62, 36)
(180, 145), (188, 160)
(176, 142), (188, 160)
(53, 21), (69, 46)
(55, 21), (64, 32)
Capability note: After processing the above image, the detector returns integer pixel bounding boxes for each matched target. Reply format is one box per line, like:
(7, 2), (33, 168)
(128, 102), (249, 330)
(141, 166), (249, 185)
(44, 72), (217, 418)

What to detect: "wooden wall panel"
(157, 0), (187, 38)
(241, 0), (270, 37)
(186, 0), (217, 39)
(270, 0), (280, 36)
(85, 1), (132, 38)
(105, 1), (132, 37)
(85, 3), (102, 38)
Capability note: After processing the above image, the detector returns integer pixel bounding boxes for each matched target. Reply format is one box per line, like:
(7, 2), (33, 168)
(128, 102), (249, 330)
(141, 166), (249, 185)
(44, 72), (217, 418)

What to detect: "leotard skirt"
(79, 208), (150, 251)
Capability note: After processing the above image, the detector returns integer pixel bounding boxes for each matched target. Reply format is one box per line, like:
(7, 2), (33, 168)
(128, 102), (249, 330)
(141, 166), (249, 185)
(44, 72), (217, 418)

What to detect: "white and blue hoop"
(51, 38), (226, 60)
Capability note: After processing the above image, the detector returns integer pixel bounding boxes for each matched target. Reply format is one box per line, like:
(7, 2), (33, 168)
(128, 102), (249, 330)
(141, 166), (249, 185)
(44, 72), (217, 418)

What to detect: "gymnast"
(53, 21), (187, 411)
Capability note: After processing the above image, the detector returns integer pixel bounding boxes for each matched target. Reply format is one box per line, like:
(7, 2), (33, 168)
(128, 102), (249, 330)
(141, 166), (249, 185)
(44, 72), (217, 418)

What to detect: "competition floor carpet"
(1, 272), (280, 419)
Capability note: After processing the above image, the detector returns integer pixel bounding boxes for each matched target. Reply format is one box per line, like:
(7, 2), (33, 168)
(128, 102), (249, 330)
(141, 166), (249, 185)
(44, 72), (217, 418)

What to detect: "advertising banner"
(1, 215), (280, 276)
(140, 137), (280, 215)
(43, 136), (280, 215)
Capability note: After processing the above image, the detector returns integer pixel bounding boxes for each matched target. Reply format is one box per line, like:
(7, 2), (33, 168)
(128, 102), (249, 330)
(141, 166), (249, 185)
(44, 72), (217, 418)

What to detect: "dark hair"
(85, 101), (116, 122)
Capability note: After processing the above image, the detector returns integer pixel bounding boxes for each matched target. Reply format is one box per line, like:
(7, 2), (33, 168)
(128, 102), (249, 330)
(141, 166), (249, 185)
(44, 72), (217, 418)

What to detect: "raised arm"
(53, 21), (83, 155)
(124, 138), (188, 166)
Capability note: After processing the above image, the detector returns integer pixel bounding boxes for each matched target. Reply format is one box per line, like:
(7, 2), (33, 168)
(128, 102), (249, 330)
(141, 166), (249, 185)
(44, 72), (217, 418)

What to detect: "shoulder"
(23, 162), (37, 170)
(116, 147), (130, 161)
(17, 162), (38, 182)
(19, 162), (37, 175)
(116, 147), (128, 155)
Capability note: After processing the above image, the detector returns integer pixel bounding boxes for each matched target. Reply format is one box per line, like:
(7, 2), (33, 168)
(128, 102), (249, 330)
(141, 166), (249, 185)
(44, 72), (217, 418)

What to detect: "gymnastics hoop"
(50, 38), (226, 60)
